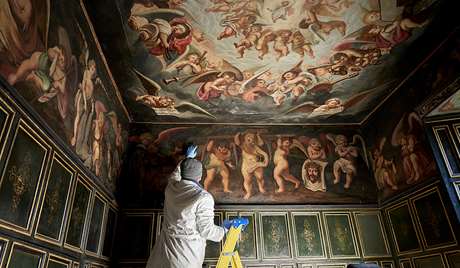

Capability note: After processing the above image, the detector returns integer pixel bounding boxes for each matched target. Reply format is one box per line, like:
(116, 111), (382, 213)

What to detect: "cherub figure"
(273, 30), (293, 61)
(234, 24), (263, 58)
(371, 138), (398, 191)
(291, 31), (314, 58)
(267, 1), (293, 23)
(328, 134), (358, 189)
(128, 15), (192, 60)
(196, 71), (237, 101)
(271, 62), (312, 104)
(170, 53), (204, 75)
(391, 113), (435, 184)
(307, 138), (326, 160)
(217, 14), (257, 40)
(234, 132), (269, 200)
(92, 106), (106, 176)
(273, 137), (301, 193)
(203, 140), (235, 193)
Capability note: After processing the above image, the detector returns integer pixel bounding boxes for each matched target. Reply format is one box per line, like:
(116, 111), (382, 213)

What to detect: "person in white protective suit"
(146, 145), (226, 268)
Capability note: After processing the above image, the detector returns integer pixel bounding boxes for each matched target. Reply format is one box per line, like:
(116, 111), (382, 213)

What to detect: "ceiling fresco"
(111, 0), (442, 124)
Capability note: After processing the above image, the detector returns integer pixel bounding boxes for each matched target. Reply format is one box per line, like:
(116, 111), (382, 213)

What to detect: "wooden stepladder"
(216, 217), (249, 268)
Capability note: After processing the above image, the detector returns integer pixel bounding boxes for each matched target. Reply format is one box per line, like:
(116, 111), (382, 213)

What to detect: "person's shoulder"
(197, 189), (215, 203)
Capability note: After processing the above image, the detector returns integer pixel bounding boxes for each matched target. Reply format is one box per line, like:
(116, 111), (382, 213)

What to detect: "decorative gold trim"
(322, 212), (360, 259)
(444, 250), (460, 268)
(412, 253), (447, 268)
(385, 201), (423, 255)
(454, 181), (460, 202)
(225, 211), (259, 260)
(63, 176), (93, 253)
(72, 261), (80, 268)
(86, 193), (107, 257)
(204, 211), (223, 262)
(46, 254), (72, 268)
(316, 263), (346, 268)
(118, 212), (155, 263)
(259, 212), (292, 259)
(0, 119), (50, 236)
(0, 95), (16, 164)
(98, 201), (109, 258)
(0, 236), (9, 267)
(410, 188), (457, 250)
(290, 211), (327, 260)
(353, 211), (391, 258)
(399, 258), (413, 268)
(5, 241), (47, 268)
(156, 213), (164, 239)
(78, 0), (131, 121)
(380, 260), (395, 268)
(432, 125), (460, 178)
(101, 205), (118, 259)
(34, 152), (75, 246)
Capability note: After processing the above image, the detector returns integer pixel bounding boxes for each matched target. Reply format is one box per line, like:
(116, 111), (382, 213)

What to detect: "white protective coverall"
(146, 163), (225, 268)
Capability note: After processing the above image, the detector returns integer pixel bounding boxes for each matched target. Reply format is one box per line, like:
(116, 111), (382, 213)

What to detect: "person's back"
(146, 147), (225, 268)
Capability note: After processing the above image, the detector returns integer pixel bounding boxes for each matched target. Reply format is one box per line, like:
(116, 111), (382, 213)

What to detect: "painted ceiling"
(99, 0), (444, 124)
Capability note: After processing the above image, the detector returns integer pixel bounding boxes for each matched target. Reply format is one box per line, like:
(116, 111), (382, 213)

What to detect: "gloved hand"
(185, 144), (198, 158)
(223, 219), (233, 230)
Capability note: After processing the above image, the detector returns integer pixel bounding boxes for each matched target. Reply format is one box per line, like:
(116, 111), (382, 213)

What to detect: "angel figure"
(183, 66), (243, 101)
(128, 10), (192, 63)
(239, 70), (271, 103)
(327, 134), (358, 189)
(269, 61), (313, 105)
(203, 139), (235, 193)
(133, 68), (216, 119)
(233, 24), (264, 58)
(273, 136), (301, 193)
(391, 113), (434, 184)
(281, 86), (377, 117)
(267, 1), (294, 23)
(234, 132), (269, 200)
(370, 138), (398, 191)
(7, 26), (77, 120)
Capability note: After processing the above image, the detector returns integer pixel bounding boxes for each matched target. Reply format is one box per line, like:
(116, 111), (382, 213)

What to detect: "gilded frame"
(85, 193), (107, 257)
(100, 205), (118, 259)
(204, 211), (223, 262)
(46, 254), (72, 268)
(353, 211), (391, 258)
(296, 264), (313, 268)
(0, 236), (9, 267)
(380, 260), (395, 268)
(0, 119), (50, 235)
(5, 241), (47, 268)
(432, 125), (460, 178)
(63, 176), (93, 253)
(259, 211), (292, 259)
(118, 212), (155, 263)
(72, 262), (80, 268)
(322, 212), (360, 259)
(156, 213), (164, 239)
(386, 201), (422, 255)
(410, 188), (457, 250)
(290, 211), (327, 260)
(34, 152), (75, 246)
(399, 258), (413, 268)
(225, 210), (259, 260)
(316, 263), (346, 268)
(444, 250), (460, 268)
(0, 94), (16, 163)
(412, 253), (446, 268)
(454, 181), (460, 201)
